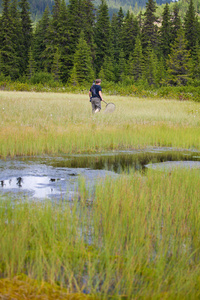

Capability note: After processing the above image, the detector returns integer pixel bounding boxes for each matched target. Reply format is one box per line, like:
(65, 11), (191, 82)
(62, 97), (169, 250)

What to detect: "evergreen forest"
(0, 0), (174, 20)
(1, 0), (200, 93)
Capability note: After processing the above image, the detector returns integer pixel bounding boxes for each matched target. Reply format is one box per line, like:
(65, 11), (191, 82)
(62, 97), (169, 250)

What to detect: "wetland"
(0, 148), (200, 201)
(0, 155), (116, 201)
(0, 91), (200, 299)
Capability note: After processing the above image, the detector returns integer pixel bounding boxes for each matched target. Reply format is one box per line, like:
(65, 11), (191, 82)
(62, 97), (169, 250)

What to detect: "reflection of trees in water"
(0, 151), (199, 192)
(17, 177), (23, 187)
(52, 152), (197, 173)
(1, 178), (23, 187)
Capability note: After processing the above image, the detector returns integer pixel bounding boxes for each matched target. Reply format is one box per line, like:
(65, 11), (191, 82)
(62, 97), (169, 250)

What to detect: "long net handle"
(102, 100), (108, 105)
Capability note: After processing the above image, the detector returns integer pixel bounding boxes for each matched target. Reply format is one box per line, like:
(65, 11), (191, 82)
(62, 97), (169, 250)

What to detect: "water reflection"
(0, 163), (117, 200)
(0, 148), (199, 200)
(17, 177), (23, 187)
(48, 149), (200, 173)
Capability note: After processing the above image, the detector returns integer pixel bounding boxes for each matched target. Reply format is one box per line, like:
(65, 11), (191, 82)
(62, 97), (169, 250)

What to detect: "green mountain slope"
(0, 0), (199, 21)
(0, 0), (173, 20)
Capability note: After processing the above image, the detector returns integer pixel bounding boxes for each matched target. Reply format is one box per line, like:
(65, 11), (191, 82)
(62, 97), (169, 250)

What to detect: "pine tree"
(94, 0), (111, 74)
(67, 0), (82, 55)
(117, 7), (124, 30)
(51, 0), (61, 46)
(155, 56), (166, 86)
(81, 0), (95, 46)
(27, 47), (36, 79)
(57, 0), (71, 82)
(184, 0), (199, 56)
(19, 0), (33, 74)
(41, 1), (62, 74)
(117, 7), (124, 52)
(159, 3), (172, 59)
(190, 41), (200, 80)
(51, 48), (61, 81)
(133, 1), (139, 15)
(111, 13), (121, 62)
(0, 51), (2, 75)
(70, 31), (94, 84)
(68, 0), (96, 73)
(144, 41), (157, 86)
(141, 0), (158, 51)
(166, 29), (192, 86)
(129, 35), (144, 81)
(98, 67), (105, 81)
(0, 0), (19, 79)
(99, 55), (116, 82)
(137, 10), (143, 32)
(110, 10), (125, 64)
(33, 6), (51, 71)
(171, 3), (181, 42)
(121, 11), (140, 60)
(42, 21), (57, 73)
(10, 0), (23, 75)
(68, 65), (79, 86)
(117, 49), (127, 81)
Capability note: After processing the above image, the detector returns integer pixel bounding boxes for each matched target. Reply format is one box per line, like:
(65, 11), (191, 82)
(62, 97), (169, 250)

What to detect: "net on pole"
(104, 103), (115, 113)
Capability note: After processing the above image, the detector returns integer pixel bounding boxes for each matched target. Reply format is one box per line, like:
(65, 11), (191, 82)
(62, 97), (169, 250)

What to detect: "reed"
(0, 169), (200, 298)
(0, 91), (200, 158)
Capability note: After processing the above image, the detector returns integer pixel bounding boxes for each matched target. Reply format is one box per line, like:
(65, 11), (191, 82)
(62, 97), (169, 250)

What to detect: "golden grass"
(0, 91), (200, 157)
(0, 276), (95, 300)
(0, 90), (200, 126)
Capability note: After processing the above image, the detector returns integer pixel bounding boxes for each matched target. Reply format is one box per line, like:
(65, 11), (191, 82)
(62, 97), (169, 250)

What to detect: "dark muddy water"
(0, 148), (200, 200)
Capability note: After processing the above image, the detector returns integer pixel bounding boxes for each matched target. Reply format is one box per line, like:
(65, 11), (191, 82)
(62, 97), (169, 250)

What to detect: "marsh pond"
(0, 148), (200, 201)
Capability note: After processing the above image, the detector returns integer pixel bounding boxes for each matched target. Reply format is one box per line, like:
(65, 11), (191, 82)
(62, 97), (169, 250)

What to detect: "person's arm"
(89, 91), (92, 100)
(99, 91), (103, 101)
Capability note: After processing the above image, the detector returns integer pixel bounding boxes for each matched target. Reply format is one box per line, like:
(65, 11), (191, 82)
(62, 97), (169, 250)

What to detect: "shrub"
(11, 82), (31, 91)
(0, 73), (9, 81)
(30, 72), (55, 85)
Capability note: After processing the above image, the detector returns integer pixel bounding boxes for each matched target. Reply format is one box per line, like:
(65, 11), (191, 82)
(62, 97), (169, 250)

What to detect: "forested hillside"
(1, 0), (200, 20)
(1, 0), (200, 92)
(0, 0), (173, 19)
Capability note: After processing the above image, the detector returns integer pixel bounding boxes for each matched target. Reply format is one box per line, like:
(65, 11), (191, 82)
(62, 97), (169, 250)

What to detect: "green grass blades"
(0, 168), (200, 298)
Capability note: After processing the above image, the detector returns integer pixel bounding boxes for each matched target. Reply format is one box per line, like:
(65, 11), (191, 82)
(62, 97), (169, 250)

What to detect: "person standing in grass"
(89, 79), (104, 113)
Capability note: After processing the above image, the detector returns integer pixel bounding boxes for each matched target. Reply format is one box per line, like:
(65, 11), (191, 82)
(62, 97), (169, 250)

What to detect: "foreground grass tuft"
(0, 169), (200, 298)
(0, 276), (95, 300)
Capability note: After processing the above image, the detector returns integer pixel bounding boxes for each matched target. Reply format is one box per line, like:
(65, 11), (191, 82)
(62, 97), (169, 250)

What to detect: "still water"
(0, 148), (200, 201)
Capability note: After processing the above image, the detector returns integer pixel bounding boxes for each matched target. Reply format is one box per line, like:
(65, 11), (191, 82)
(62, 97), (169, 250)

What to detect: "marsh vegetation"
(0, 91), (200, 157)
(0, 91), (200, 299)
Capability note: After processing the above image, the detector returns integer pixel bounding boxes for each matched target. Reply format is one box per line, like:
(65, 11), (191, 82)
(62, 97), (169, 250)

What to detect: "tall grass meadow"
(0, 91), (199, 158)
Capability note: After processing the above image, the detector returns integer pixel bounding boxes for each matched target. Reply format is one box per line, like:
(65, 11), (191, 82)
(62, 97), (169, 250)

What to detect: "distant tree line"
(0, 0), (174, 19)
(1, 0), (200, 87)
(0, 0), (54, 18)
